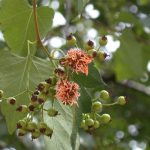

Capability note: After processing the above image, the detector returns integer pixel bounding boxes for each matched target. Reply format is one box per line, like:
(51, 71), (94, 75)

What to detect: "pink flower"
(55, 79), (80, 105)
(61, 49), (93, 76)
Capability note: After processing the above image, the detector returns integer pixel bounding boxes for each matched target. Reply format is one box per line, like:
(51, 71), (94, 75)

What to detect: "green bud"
(84, 40), (94, 50)
(117, 96), (126, 105)
(80, 120), (86, 128)
(16, 105), (28, 113)
(27, 122), (37, 132)
(0, 90), (4, 98)
(45, 127), (53, 138)
(94, 120), (100, 129)
(37, 93), (47, 104)
(99, 114), (111, 124)
(16, 120), (26, 129)
(92, 101), (102, 112)
(7, 97), (16, 105)
(99, 36), (108, 46)
(97, 51), (108, 61)
(100, 90), (110, 100)
(18, 128), (27, 136)
(66, 34), (77, 45)
(48, 108), (58, 117)
(38, 122), (47, 133)
(85, 118), (94, 127)
(31, 129), (41, 139)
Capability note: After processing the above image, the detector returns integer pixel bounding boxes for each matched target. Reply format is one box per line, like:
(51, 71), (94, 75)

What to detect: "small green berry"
(37, 93), (47, 104)
(48, 108), (58, 117)
(66, 34), (77, 45)
(94, 120), (100, 129)
(99, 114), (111, 124)
(45, 77), (52, 84)
(100, 90), (110, 100)
(117, 96), (126, 105)
(85, 118), (94, 127)
(27, 122), (37, 132)
(99, 36), (108, 46)
(97, 51), (108, 61)
(0, 90), (4, 98)
(45, 127), (53, 138)
(92, 101), (102, 112)
(18, 128), (27, 136)
(7, 97), (16, 105)
(16, 120), (26, 129)
(84, 40), (94, 50)
(38, 122), (47, 133)
(28, 103), (36, 112)
(80, 120), (86, 128)
(31, 129), (41, 139)
(16, 105), (28, 113)
(37, 82), (49, 93)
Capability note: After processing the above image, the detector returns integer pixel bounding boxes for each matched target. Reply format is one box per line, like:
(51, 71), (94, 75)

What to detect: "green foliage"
(114, 29), (145, 80)
(45, 102), (80, 150)
(0, 0), (54, 55)
(0, 0), (150, 150)
(0, 49), (52, 133)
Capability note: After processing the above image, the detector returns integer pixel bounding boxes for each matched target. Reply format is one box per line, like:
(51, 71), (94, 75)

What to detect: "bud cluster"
(80, 90), (126, 133)
(17, 119), (53, 139)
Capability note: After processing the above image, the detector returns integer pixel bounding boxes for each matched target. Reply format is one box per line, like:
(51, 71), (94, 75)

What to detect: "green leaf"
(44, 101), (80, 150)
(77, 0), (89, 13)
(0, 0), (54, 56)
(113, 29), (144, 81)
(72, 64), (104, 88)
(0, 50), (52, 133)
(114, 12), (141, 25)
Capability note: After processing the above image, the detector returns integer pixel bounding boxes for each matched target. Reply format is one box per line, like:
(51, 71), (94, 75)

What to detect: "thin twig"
(32, 0), (56, 67)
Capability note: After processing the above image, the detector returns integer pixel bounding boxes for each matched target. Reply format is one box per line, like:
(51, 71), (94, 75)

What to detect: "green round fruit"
(16, 105), (28, 113)
(0, 90), (4, 98)
(7, 97), (16, 105)
(92, 101), (102, 112)
(16, 120), (26, 129)
(66, 34), (77, 45)
(100, 90), (110, 100)
(99, 114), (111, 124)
(117, 96), (126, 105)
(38, 122), (47, 133)
(99, 36), (108, 46)
(80, 120), (86, 128)
(27, 122), (37, 132)
(45, 127), (53, 138)
(84, 40), (94, 50)
(31, 129), (41, 139)
(97, 51), (108, 61)
(85, 118), (94, 127)
(94, 120), (100, 129)
(48, 108), (58, 117)
(18, 128), (27, 136)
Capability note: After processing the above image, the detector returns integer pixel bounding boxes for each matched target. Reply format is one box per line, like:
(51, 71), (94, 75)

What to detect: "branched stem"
(102, 102), (118, 107)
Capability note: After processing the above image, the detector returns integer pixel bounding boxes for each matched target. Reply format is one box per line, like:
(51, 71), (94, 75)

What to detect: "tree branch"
(32, 0), (52, 60)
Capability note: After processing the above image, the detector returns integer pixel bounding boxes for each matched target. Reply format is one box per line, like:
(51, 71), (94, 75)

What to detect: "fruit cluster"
(0, 33), (126, 139)
(66, 33), (109, 62)
(80, 90), (126, 133)
(3, 77), (60, 139)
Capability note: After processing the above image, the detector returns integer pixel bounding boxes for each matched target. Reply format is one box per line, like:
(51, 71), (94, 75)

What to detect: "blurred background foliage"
(0, 0), (150, 150)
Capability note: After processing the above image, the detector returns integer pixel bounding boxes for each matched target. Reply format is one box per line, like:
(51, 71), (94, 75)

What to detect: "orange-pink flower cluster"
(61, 49), (93, 76)
(55, 79), (80, 105)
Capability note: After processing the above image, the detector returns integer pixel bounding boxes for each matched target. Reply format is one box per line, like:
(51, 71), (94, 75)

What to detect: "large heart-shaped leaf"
(0, 0), (54, 55)
(44, 101), (80, 150)
(0, 49), (52, 133)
